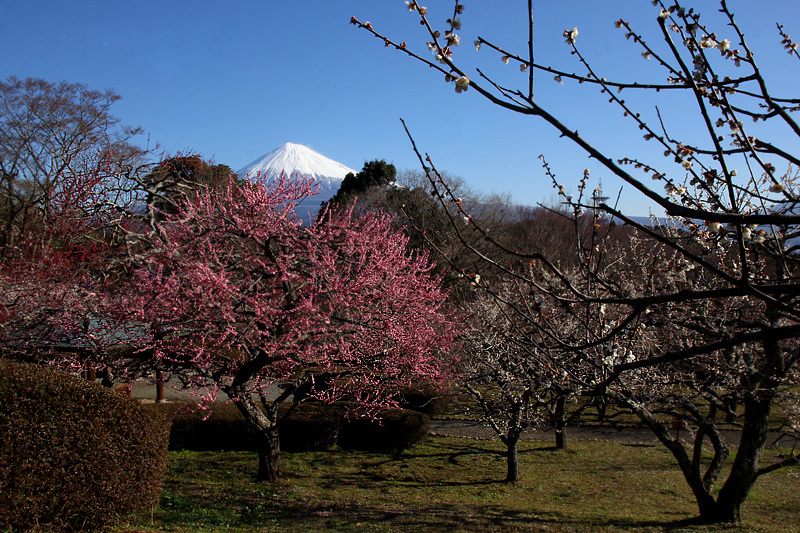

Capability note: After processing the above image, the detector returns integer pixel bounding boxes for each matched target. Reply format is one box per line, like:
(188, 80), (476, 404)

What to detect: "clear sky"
(1, 1), (798, 216)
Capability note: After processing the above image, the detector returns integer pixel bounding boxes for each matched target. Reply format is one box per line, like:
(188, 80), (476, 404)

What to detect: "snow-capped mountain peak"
(237, 142), (356, 183)
(236, 142), (357, 223)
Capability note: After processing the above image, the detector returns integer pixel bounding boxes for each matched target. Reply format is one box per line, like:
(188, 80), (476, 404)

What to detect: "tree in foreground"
(354, 0), (800, 523)
(114, 174), (457, 482)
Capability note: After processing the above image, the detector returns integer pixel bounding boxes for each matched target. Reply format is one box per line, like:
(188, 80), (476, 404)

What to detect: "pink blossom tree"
(115, 174), (458, 482)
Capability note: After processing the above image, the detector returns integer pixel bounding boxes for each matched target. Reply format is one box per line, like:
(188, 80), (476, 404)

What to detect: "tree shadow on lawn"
(245, 497), (699, 532)
(404, 439), (558, 464)
(366, 440), (555, 479)
(289, 440), (572, 491)
(172, 445), (706, 532)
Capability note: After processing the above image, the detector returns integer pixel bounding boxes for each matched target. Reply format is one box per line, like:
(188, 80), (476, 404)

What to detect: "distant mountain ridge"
(236, 142), (357, 223)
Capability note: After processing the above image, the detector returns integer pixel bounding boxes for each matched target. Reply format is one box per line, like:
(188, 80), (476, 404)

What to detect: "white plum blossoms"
(563, 27), (579, 45)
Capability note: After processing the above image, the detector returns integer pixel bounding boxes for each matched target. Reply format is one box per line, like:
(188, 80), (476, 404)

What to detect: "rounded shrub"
(0, 359), (171, 532)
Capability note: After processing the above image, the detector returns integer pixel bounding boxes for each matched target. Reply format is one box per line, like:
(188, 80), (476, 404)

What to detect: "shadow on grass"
(149, 442), (793, 532)
(230, 497), (706, 533)
(316, 440), (563, 487)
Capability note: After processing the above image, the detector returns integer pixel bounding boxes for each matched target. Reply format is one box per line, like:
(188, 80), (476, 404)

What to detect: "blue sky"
(2, 1), (798, 216)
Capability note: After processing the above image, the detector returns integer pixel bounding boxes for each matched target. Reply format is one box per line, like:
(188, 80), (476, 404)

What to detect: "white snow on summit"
(236, 142), (357, 223)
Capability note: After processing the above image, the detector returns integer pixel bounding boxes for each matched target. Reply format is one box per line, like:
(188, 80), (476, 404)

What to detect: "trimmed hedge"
(152, 402), (342, 452)
(397, 386), (451, 416)
(150, 400), (429, 453)
(0, 359), (171, 532)
(339, 407), (431, 452)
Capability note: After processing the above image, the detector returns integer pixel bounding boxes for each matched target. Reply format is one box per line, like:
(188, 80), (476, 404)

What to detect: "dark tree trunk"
(700, 332), (785, 525)
(100, 367), (115, 388)
(595, 398), (607, 422)
(627, 400), (721, 521)
(701, 387), (774, 524)
(553, 394), (567, 450)
(504, 435), (521, 483)
(256, 423), (281, 483)
(228, 385), (282, 483)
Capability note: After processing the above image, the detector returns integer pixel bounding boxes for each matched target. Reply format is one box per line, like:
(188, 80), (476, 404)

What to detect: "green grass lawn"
(122, 436), (800, 533)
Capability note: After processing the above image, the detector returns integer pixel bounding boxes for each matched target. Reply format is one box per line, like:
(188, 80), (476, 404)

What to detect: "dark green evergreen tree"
(328, 159), (396, 207)
(142, 155), (239, 220)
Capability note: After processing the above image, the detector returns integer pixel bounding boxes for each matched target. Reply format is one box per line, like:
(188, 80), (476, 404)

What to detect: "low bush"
(397, 386), (451, 416)
(152, 400), (428, 452)
(157, 402), (260, 451)
(156, 402), (341, 452)
(277, 402), (342, 451)
(339, 407), (430, 452)
(0, 359), (171, 532)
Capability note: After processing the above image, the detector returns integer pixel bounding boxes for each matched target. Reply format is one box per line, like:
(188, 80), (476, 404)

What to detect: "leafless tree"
(354, 0), (800, 524)
(0, 77), (146, 248)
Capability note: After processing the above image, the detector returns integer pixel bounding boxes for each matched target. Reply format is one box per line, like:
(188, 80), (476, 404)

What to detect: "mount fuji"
(236, 142), (357, 223)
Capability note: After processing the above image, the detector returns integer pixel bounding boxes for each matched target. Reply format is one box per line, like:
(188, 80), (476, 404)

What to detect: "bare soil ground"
(429, 418), (797, 448)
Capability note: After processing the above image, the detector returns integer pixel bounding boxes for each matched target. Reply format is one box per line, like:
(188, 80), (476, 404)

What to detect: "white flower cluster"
(446, 73), (470, 93)
(404, 1), (426, 15)
(596, 345), (635, 367)
(445, 31), (460, 47)
(563, 27), (578, 45)
(705, 222), (767, 243)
